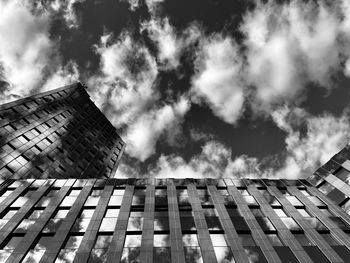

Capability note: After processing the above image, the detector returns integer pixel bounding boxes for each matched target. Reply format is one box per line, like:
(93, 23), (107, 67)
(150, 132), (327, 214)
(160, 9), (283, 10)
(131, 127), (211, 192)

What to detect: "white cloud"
(272, 107), (350, 179)
(0, 1), (55, 103)
(191, 35), (245, 125)
(89, 32), (192, 161)
(41, 61), (80, 92)
(125, 96), (190, 161)
(141, 18), (201, 70)
(117, 140), (270, 178)
(241, 1), (341, 110)
(50, 0), (85, 28)
(88, 32), (159, 127)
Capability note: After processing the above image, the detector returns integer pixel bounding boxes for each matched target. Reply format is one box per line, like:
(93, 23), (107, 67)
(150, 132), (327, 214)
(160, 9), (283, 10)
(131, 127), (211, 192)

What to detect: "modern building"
(309, 144), (350, 215)
(0, 83), (125, 180)
(0, 177), (349, 263)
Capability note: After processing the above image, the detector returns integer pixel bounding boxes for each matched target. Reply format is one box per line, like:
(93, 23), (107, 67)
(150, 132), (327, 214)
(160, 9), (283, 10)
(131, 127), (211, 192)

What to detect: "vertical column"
(167, 181), (186, 263)
(140, 183), (155, 263)
(106, 184), (134, 263)
(187, 184), (217, 263)
(269, 186), (343, 262)
(248, 186), (312, 263)
(73, 179), (116, 263)
(208, 185), (261, 263)
(39, 179), (94, 263)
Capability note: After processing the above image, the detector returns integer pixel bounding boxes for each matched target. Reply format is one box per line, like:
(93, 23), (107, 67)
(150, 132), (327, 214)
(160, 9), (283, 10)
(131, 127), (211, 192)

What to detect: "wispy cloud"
(191, 35), (245, 125)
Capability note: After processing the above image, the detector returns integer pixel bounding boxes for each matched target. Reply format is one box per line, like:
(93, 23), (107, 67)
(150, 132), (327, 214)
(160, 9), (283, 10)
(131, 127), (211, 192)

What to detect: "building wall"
(308, 144), (350, 215)
(0, 178), (349, 263)
(0, 83), (125, 179)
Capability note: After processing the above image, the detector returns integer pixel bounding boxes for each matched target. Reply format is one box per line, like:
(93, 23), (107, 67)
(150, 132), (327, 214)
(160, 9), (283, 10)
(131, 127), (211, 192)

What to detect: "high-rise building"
(0, 177), (349, 263)
(0, 83), (125, 180)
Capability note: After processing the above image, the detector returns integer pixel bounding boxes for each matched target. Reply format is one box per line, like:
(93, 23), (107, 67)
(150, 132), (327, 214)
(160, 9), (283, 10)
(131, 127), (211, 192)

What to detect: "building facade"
(309, 144), (350, 215)
(0, 83), (125, 180)
(0, 177), (350, 263)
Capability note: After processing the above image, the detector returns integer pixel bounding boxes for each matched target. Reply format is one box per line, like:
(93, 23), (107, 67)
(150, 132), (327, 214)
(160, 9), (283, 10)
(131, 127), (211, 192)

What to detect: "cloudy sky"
(1, 0), (350, 179)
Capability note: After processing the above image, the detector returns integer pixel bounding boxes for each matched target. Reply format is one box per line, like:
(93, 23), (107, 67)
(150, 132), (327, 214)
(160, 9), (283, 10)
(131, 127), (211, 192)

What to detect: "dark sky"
(1, 0), (350, 178)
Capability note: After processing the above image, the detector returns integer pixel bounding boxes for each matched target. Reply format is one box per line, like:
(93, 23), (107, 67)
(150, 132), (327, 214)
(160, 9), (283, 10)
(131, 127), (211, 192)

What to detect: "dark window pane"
(153, 248), (171, 263)
(243, 246), (267, 263)
(231, 217), (250, 232)
(303, 246), (329, 263)
(332, 246), (350, 262)
(180, 217), (196, 231)
(121, 247), (140, 263)
(266, 234), (283, 246)
(256, 217), (276, 232)
(184, 247), (202, 263)
(274, 246), (299, 263)
(294, 234), (313, 246)
(205, 217), (223, 231)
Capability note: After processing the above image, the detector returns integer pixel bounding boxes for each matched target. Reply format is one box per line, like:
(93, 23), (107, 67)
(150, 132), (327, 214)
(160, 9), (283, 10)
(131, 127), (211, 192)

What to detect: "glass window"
(99, 218), (118, 232)
(105, 208), (120, 218)
(318, 182), (347, 205)
(273, 208), (287, 217)
(65, 236), (84, 249)
(54, 209), (70, 219)
(113, 189), (125, 195)
(205, 216), (223, 231)
(43, 219), (63, 233)
(294, 233), (313, 246)
(319, 208), (332, 217)
(243, 246), (267, 263)
(238, 234), (256, 246)
(153, 247), (171, 263)
(56, 248), (77, 263)
(242, 196), (259, 206)
(154, 215), (169, 231)
(84, 197), (100, 207)
(266, 234), (283, 246)
(108, 196), (123, 206)
(285, 196), (303, 207)
(308, 196), (326, 207)
(230, 216), (250, 232)
(127, 217), (143, 231)
(250, 207), (264, 217)
(72, 218), (91, 233)
(94, 235), (113, 249)
(14, 219), (35, 233)
(60, 196), (77, 207)
(304, 218), (328, 231)
(80, 209), (95, 218)
(256, 217), (276, 232)
(297, 208), (311, 217)
(184, 247), (203, 263)
(213, 247), (234, 263)
(11, 197), (27, 208)
(180, 216), (196, 231)
(281, 218), (301, 231)
(182, 234), (199, 247)
(153, 234), (170, 247)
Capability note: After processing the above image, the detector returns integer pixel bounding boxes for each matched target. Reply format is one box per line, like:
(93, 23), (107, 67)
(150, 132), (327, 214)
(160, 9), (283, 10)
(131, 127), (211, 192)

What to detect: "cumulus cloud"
(272, 106), (350, 179)
(126, 96), (190, 161)
(0, 1), (55, 103)
(49, 0), (85, 28)
(41, 61), (80, 92)
(117, 140), (270, 178)
(88, 32), (159, 127)
(241, 0), (342, 111)
(141, 18), (201, 70)
(191, 35), (245, 125)
(89, 32), (192, 161)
